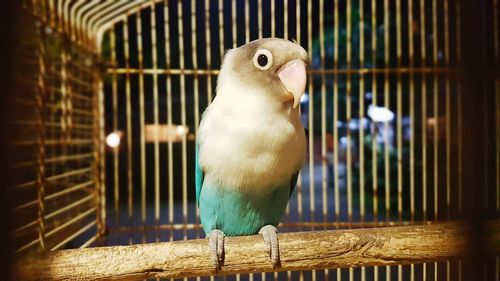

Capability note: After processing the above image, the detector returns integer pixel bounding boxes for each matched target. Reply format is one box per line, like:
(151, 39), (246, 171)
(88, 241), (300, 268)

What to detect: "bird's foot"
(259, 225), (281, 268)
(208, 229), (225, 271)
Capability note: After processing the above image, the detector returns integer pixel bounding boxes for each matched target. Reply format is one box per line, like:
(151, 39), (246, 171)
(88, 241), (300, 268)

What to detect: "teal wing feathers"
(195, 143), (204, 206)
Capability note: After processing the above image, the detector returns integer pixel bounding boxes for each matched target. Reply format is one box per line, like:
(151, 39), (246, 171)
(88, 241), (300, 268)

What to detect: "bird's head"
(218, 38), (309, 109)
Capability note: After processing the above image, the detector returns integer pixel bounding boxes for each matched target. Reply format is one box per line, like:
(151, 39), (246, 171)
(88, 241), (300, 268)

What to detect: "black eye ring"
(253, 49), (273, 70)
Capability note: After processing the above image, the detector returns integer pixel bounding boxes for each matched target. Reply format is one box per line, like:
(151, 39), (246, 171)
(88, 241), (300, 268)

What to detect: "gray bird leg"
(208, 229), (225, 270)
(259, 225), (280, 267)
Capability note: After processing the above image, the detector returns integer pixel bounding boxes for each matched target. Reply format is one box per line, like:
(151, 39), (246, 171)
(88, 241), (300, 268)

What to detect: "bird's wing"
(195, 142), (204, 206)
(289, 171), (300, 198)
(289, 127), (306, 198)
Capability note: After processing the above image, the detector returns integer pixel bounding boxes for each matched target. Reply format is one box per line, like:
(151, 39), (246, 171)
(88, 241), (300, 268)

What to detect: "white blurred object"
(106, 131), (122, 148)
(367, 105), (395, 123)
(348, 119), (359, 130)
(340, 136), (348, 145)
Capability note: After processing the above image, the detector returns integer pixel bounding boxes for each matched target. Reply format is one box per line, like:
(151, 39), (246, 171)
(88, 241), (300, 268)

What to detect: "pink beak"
(277, 59), (307, 108)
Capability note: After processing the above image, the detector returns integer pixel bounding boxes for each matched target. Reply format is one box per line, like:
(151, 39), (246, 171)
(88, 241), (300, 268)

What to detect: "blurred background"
(0, 0), (498, 280)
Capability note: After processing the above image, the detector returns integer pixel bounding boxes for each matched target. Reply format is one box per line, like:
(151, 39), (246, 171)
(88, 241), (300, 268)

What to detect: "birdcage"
(5, 0), (499, 280)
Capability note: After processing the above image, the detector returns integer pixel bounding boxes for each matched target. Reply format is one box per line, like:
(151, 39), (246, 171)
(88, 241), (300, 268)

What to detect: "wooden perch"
(16, 222), (499, 281)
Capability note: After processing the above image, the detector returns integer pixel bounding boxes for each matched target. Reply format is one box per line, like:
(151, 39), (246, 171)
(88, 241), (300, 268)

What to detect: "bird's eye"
(258, 55), (268, 67)
(253, 49), (273, 70)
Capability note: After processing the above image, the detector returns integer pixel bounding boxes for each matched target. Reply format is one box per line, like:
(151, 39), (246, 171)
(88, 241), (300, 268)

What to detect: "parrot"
(195, 38), (308, 270)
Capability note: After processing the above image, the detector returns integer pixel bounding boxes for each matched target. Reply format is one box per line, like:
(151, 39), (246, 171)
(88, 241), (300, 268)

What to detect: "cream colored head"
(217, 38), (309, 109)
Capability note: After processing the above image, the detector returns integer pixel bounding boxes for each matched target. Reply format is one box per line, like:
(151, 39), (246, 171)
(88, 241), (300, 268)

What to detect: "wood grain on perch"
(16, 222), (499, 281)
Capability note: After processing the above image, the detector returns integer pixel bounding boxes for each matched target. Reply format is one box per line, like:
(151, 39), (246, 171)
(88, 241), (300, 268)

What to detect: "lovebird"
(196, 38), (308, 269)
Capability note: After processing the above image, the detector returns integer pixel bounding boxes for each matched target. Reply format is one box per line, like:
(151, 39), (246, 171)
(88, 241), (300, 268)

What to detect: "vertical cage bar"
(191, 0), (201, 243)
(94, 56), (102, 239)
(295, 0), (303, 226)
(98, 66), (106, 237)
(384, 0), (391, 278)
(319, 0), (327, 227)
(410, 139), (414, 281)
(360, 0), (366, 240)
(396, 0), (403, 225)
(164, 0), (175, 228)
(245, 0), (249, 43)
(205, 0), (213, 102)
(444, 9), (451, 277)
(383, 0), (390, 223)
(271, 0), (275, 37)
(110, 28), (120, 221)
(218, 0), (224, 60)
(347, 2), (352, 280)
(67, 50), (73, 158)
(296, 0), (300, 44)
(334, 0), (340, 226)
(177, 0), (188, 239)
(408, 0), (415, 224)
(371, 0), (378, 232)
(433, 0), (441, 266)
(36, 28), (47, 252)
(346, 0), (352, 226)
(396, 0), (403, 262)
(307, 0), (315, 227)
(123, 18), (134, 225)
(420, 0), (428, 277)
(284, 0), (288, 39)
(136, 10), (147, 224)
(60, 47), (68, 173)
(444, 0), (451, 223)
(371, 0), (379, 275)
(420, 0), (428, 223)
(359, 0), (365, 225)
(151, 3), (161, 223)
(258, 0), (262, 38)
(231, 0), (236, 48)
(432, 0), (439, 225)
(307, 0), (314, 280)
(63, 49), (73, 149)
(408, 0), (415, 276)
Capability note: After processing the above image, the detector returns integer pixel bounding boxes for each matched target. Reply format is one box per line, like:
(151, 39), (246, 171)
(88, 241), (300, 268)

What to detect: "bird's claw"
(259, 225), (280, 268)
(208, 229), (225, 271)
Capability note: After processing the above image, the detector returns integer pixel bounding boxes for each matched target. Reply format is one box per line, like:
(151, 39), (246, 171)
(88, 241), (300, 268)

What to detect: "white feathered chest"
(198, 86), (306, 193)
